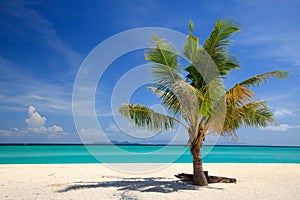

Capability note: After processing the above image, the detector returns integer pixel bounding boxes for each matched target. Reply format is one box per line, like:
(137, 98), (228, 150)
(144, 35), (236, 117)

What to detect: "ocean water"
(0, 145), (299, 164)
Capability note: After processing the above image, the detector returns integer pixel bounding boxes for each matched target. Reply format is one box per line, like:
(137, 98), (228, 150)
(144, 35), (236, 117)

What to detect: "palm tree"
(119, 19), (289, 186)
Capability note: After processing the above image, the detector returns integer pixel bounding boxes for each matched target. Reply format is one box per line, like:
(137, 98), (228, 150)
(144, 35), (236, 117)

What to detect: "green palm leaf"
(119, 103), (188, 131)
(146, 35), (210, 130)
(183, 32), (220, 86)
(148, 84), (181, 115)
(203, 19), (241, 76)
(145, 35), (182, 87)
(239, 70), (289, 88)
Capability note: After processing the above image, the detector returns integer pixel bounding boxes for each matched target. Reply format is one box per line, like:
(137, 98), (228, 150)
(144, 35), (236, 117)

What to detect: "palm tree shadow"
(57, 177), (223, 193)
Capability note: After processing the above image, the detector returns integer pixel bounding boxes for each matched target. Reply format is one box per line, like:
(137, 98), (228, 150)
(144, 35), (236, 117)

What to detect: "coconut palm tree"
(119, 19), (289, 186)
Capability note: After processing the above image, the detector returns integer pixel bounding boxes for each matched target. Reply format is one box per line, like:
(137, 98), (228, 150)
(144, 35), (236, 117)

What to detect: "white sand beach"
(1, 163), (300, 199)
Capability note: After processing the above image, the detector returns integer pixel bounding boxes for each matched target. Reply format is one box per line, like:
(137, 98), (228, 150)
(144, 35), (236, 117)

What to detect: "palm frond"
(152, 81), (212, 129)
(222, 101), (274, 137)
(119, 103), (187, 131)
(240, 101), (274, 127)
(172, 80), (206, 129)
(183, 31), (220, 87)
(217, 84), (257, 139)
(218, 55), (240, 76)
(205, 79), (227, 132)
(146, 35), (215, 132)
(148, 84), (181, 115)
(226, 84), (254, 107)
(239, 70), (289, 88)
(145, 35), (182, 87)
(203, 19), (241, 76)
(185, 64), (205, 88)
(204, 19), (240, 55)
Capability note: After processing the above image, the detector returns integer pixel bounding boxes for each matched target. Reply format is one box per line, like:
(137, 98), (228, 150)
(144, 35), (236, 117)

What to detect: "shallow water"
(0, 145), (299, 164)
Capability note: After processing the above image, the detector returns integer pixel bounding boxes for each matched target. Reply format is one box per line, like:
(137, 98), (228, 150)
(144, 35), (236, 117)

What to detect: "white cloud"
(25, 106), (46, 128)
(48, 125), (64, 133)
(105, 123), (121, 133)
(0, 106), (67, 144)
(273, 108), (294, 118)
(78, 128), (109, 144)
(0, 129), (13, 137)
(260, 124), (300, 132)
(97, 112), (113, 117)
(25, 106), (63, 133)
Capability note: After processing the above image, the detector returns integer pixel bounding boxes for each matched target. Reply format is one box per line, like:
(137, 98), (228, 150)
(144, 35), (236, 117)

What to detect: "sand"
(1, 163), (300, 199)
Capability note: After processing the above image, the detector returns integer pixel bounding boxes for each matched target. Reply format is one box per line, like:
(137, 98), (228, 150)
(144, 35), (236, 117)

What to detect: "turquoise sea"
(0, 145), (299, 164)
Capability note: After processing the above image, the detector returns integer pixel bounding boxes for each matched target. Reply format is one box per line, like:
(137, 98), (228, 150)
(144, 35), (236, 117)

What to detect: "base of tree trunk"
(175, 172), (236, 184)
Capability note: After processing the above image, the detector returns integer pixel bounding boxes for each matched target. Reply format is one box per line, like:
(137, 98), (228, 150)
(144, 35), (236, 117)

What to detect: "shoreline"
(2, 145), (299, 164)
(1, 162), (300, 164)
(1, 143), (300, 148)
(1, 163), (299, 199)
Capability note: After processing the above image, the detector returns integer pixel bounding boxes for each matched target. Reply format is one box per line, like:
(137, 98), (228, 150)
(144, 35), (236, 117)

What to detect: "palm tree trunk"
(192, 145), (208, 186)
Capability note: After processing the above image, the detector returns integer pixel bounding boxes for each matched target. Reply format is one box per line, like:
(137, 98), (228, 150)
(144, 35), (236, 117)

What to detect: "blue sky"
(0, 0), (299, 145)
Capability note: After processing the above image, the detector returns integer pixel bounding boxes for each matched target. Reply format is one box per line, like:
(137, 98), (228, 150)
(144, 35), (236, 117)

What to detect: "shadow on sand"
(57, 177), (224, 193)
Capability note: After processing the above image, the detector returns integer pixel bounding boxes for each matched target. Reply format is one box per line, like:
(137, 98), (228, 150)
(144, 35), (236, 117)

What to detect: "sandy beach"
(1, 163), (299, 199)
